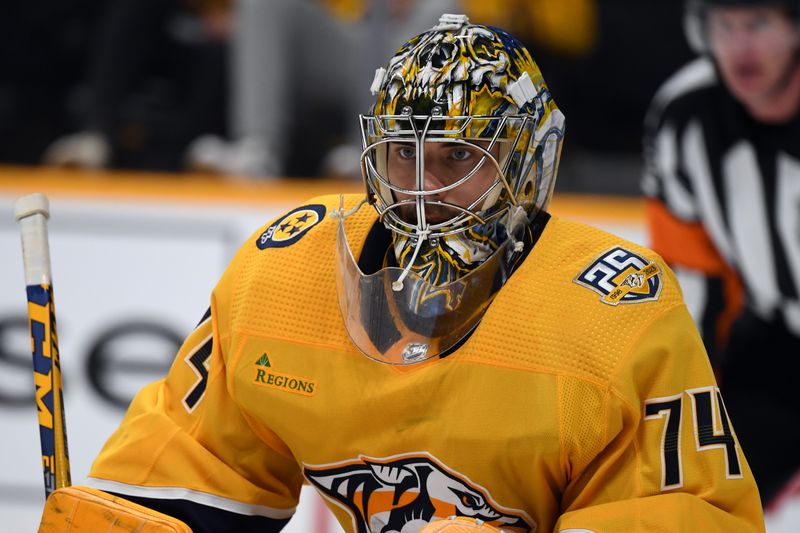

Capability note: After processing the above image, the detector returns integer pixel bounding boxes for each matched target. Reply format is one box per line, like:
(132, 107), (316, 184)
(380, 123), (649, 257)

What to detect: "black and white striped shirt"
(643, 57), (800, 348)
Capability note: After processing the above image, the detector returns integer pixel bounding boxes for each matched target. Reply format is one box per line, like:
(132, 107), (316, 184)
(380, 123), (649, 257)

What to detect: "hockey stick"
(14, 193), (71, 498)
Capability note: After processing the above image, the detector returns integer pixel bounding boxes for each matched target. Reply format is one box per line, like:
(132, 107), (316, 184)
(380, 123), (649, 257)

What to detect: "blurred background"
(0, 0), (694, 188)
(1, 1), (797, 532)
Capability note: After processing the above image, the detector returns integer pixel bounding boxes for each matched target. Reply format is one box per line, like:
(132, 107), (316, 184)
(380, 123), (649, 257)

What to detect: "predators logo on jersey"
(257, 204), (327, 249)
(574, 246), (662, 306)
(304, 453), (534, 533)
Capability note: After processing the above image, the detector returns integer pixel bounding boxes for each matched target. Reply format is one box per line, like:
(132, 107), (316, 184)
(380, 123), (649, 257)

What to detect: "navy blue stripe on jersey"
(198, 307), (211, 327)
(184, 337), (213, 411)
(114, 493), (289, 533)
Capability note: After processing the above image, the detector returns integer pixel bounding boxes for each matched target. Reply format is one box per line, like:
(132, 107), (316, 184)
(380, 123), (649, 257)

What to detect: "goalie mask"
(335, 14), (565, 365)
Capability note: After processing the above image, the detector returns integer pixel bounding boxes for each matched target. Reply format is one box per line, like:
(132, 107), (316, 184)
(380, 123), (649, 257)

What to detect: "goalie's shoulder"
(213, 194), (369, 339)
(234, 194), (369, 260)
(221, 192), (370, 288)
(527, 216), (682, 311)
(250, 194), (357, 252)
(476, 216), (686, 383)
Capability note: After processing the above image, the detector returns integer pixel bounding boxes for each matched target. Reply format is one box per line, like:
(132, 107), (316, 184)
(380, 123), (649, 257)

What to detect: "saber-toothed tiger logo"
(304, 452), (535, 533)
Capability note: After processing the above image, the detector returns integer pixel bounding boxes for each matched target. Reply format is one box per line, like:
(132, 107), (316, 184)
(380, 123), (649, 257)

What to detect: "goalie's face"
(386, 140), (502, 226)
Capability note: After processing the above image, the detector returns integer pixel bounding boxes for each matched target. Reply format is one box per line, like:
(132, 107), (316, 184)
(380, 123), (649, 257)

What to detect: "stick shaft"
(16, 196), (71, 498)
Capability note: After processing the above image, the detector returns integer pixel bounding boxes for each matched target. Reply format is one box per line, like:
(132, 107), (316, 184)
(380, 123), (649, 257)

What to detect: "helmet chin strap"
(505, 205), (531, 253)
(392, 227), (431, 291)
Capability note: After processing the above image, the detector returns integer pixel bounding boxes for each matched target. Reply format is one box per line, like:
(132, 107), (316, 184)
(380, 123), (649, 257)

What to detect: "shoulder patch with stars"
(573, 246), (663, 306)
(256, 204), (327, 249)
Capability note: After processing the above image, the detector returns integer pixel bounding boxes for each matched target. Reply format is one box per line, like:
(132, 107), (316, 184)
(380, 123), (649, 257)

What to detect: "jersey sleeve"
(88, 293), (303, 531)
(555, 304), (764, 532)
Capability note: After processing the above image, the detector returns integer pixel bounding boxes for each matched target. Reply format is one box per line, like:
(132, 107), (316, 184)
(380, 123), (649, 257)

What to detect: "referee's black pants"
(720, 309), (800, 506)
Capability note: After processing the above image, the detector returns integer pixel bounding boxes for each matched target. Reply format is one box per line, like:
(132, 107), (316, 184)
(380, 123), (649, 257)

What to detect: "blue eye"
(398, 146), (416, 159)
(451, 148), (473, 161)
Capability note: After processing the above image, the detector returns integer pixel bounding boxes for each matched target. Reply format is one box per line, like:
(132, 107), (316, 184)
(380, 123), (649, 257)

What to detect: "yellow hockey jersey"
(89, 194), (764, 533)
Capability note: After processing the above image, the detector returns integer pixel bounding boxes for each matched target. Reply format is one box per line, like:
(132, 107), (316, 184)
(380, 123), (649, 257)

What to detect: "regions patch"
(574, 246), (662, 306)
(256, 204), (327, 249)
(252, 354), (316, 396)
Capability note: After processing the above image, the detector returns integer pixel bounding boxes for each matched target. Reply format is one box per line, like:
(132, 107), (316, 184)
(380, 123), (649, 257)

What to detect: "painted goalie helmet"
(336, 14), (565, 365)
